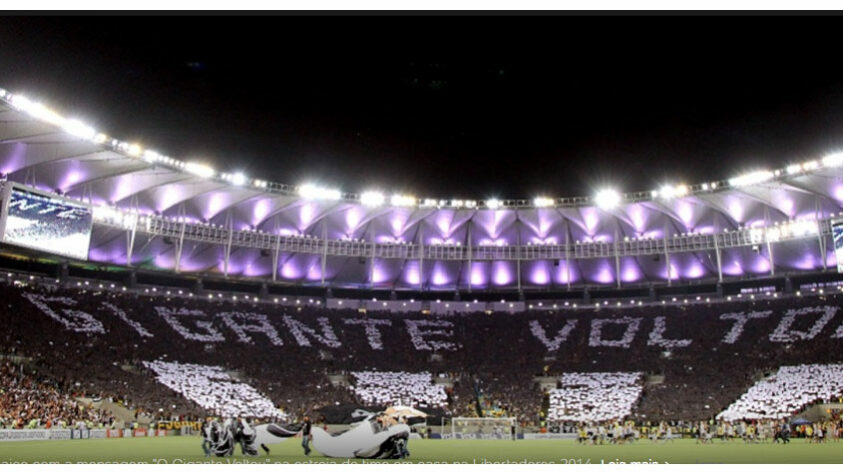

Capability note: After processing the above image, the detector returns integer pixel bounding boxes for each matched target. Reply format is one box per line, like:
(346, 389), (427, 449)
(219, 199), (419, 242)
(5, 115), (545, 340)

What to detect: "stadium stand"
(3, 277), (843, 429)
(0, 359), (113, 429)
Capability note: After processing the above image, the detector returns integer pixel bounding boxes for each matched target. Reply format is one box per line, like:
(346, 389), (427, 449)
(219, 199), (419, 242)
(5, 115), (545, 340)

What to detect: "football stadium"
(0, 83), (842, 464)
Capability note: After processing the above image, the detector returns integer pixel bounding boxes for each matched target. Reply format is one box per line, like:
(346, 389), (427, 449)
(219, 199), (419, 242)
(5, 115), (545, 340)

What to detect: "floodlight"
(360, 191), (385, 207)
(390, 195), (416, 207)
(63, 119), (97, 141)
(533, 196), (554, 208)
(594, 189), (621, 210)
(823, 152), (843, 168)
(185, 162), (215, 178)
(229, 172), (247, 186)
(729, 170), (773, 187)
(298, 184), (341, 200)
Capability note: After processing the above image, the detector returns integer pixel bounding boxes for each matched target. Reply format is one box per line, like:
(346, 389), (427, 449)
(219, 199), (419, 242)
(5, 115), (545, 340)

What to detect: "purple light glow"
(435, 212), (453, 236)
(391, 217), (404, 234)
(87, 248), (123, 263)
(470, 263), (486, 286)
(780, 198), (794, 216)
(627, 205), (646, 232)
(684, 261), (706, 279)
(668, 264), (679, 280)
(252, 198), (272, 226)
(752, 257), (770, 274)
(345, 207), (361, 232)
(281, 263), (303, 280)
(431, 263), (450, 286)
(243, 260), (269, 277)
(555, 261), (575, 284)
(157, 186), (187, 213)
(204, 193), (228, 220)
(479, 237), (507, 246)
(595, 265), (614, 284)
(376, 235), (405, 244)
(722, 260), (743, 276)
(404, 261), (421, 285)
(371, 264), (388, 284)
(793, 253), (818, 270)
(492, 261), (512, 286)
(154, 253), (176, 270)
(58, 169), (83, 192)
(306, 264), (322, 281)
(726, 200), (744, 223)
(581, 209), (599, 234)
(677, 202), (694, 228)
(528, 262), (550, 285)
(0, 142), (26, 175)
(299, 204), (315, 229)
(620, 259), (641, 282)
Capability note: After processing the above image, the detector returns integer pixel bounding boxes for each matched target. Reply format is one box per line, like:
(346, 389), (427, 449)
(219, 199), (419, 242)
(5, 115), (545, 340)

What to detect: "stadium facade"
(1, 87), (843, 298)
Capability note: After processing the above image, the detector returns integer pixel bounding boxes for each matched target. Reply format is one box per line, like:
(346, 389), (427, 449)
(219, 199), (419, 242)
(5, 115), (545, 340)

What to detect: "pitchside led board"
(0, 182), (93, 261)
(833, 218), (843, 273)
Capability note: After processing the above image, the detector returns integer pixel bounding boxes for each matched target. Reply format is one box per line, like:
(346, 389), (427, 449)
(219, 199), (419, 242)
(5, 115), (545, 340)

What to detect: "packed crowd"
(2, 279), (843, 428)
(0, 360), (113, 429)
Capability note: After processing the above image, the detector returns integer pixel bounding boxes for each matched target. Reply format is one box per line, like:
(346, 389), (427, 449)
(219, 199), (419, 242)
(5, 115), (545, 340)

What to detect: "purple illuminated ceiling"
(3, 105), (843, 291)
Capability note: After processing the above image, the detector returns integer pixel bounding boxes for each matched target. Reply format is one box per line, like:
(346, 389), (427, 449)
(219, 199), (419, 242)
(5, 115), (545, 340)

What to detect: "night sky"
(2, 15), (843, 200)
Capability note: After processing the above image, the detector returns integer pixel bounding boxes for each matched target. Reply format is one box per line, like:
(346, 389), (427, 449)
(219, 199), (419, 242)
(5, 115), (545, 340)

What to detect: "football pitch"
(0, 436), (842, 464)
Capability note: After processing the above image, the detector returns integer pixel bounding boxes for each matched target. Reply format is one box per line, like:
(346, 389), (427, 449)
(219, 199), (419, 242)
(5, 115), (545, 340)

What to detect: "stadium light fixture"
(228, 172), (247, 186)
(822, 152), (843, 168)
(594, 189), (621, 210)
(786, 164), (803, 175)
(63, 119), (97, 141)
(802, 160), (819, 171)
(185, 162), (215, 178)
(485, 198), (501, 209)
(298, 184), (341, 200)
(728, 170), (774, 187)
(360, 191), (385, 207)
(390, 194), (416, 207)
(533, 196), (554, 208)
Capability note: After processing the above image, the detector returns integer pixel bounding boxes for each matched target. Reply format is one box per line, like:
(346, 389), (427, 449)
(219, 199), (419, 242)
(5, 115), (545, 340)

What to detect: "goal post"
(446, 417), (518, 440)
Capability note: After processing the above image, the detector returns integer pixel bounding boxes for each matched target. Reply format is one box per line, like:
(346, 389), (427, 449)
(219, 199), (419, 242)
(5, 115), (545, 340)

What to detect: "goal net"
(446, 417), (517, 440)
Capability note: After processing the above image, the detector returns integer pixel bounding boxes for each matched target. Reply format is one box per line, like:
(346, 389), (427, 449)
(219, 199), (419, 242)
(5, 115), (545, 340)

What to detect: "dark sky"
(2, 15), (843, 200)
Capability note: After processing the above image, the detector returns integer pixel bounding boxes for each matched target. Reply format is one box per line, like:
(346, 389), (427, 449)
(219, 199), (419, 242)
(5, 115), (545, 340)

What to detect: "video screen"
(2, 187), (93, 260)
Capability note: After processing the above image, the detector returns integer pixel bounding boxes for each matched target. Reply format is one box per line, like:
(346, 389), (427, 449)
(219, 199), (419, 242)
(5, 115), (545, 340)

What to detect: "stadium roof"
(1, 87), (843, 291)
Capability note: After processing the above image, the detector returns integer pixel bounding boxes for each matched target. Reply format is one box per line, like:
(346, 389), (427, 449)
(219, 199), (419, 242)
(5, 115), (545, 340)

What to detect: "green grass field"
(1, 436), (842, 464)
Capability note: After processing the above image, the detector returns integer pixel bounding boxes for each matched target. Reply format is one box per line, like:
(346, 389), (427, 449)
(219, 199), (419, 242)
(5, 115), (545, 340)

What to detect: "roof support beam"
(223, 211), (233, 277)
(714, 234), (723, 283)
(321, 221), (328, 286)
